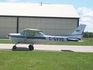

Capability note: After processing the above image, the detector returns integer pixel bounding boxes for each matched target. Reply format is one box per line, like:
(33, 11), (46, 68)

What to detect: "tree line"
(83, 32), (93, 38)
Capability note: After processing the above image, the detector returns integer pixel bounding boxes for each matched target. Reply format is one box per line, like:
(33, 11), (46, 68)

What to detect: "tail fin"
(71, 24), (86, 35)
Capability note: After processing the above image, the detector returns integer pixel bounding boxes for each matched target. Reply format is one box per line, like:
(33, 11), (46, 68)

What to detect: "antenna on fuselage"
(40, 2), (42, 6)
(36, 26), (40, 29)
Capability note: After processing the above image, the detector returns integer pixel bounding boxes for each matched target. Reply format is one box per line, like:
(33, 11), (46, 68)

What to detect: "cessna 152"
(7, 24), (86, 50)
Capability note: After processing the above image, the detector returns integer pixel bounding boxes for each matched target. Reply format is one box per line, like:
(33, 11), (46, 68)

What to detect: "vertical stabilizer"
(71, 24), (86, 35)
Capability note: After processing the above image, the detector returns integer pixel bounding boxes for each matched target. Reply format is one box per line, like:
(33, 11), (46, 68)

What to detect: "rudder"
(71, 24), (86, 35)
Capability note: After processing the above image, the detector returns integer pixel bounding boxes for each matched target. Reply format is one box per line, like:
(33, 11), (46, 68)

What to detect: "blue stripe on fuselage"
(11, 35), (46, 39)
(54, 34), (82, 36)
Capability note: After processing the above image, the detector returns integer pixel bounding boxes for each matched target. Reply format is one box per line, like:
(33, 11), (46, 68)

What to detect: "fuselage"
(7, 33), (81, 43)
(7, 24), (87, 43)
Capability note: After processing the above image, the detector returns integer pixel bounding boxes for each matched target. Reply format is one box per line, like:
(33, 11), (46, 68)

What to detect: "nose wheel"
(12, 45), (17, 50)
(28, 45), (34, 50)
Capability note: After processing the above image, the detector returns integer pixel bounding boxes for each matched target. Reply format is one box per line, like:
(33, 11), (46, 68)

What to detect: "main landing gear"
(28, 45), (34, 50)
(12, 44), (34, 50)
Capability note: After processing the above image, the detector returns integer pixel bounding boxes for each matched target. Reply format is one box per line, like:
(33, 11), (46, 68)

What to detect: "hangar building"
(0, 2), (80, 38)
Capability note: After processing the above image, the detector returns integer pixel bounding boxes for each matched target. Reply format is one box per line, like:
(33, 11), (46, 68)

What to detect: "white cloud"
(77, 7), (93, 32)
(77, 7), (93, 17)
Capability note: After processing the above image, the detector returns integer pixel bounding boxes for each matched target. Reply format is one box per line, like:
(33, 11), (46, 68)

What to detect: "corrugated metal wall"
(0, 17), (16, 38)
(19, 17), (77, 35)
(0, 17), (78, 38)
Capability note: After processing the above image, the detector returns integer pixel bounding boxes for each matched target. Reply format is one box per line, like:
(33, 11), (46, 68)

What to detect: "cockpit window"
(34, 32), (45, 37)
(20, 30), (45, 37)
(27, 31), (34, 36)
(38, 32), (45, 37)
(20, 30), (34, 36)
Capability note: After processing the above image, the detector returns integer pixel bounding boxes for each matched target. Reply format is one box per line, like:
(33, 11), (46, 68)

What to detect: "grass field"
(0, 38), (93, 70)
(0, 38), (93, 45)
(0, 50), (93, 70)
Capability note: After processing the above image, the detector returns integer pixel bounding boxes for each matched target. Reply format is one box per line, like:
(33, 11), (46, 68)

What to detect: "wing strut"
(24, 31), (27, 42)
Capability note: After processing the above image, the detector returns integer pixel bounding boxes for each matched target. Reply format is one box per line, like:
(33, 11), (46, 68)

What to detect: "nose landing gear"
(12, 45), (17, 50)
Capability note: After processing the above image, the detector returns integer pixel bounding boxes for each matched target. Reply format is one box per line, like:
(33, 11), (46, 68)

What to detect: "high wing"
(24, 28), (42, 32)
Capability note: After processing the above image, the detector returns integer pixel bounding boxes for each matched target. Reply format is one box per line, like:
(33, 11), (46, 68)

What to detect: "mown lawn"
(0, 50), (93, 70)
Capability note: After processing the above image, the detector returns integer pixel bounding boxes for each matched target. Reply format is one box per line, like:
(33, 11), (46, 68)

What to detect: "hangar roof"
(0, 2), (79, 18)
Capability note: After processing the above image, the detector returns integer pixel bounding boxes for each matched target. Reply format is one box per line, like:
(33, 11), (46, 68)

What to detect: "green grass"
(0, 38), (93, 70)
(0, 50), (93, 70)
(0, 39), (13, 43)
(0, 38), (93, 45)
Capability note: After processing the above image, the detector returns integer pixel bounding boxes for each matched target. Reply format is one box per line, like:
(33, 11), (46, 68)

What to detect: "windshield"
(20, 30), (25, 35)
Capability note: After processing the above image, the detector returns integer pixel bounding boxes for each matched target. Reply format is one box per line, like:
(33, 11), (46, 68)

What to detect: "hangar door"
(19, 17), (78, 35)
(0, 17), (17, 38)
(19, 17), (41, 32)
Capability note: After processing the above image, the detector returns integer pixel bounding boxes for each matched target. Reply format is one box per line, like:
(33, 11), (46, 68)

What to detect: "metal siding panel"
(19, 17), (41, 32)
(45, 18), (77, 35)
(19, 17), (78, 35)
(0, 17), (17, 38)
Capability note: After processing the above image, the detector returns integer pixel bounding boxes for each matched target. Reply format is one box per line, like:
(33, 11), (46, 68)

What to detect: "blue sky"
(0, 0), (93, 32)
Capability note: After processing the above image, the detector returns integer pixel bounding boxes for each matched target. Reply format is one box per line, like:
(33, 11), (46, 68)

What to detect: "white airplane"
(7, 24), (86, 50)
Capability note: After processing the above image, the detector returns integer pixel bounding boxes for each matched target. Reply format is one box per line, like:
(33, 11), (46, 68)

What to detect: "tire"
(13, 45), (17, 50)
(29, 45), (34, 50)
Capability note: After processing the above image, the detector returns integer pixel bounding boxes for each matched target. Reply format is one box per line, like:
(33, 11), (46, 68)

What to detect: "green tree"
(83, 32), (93, 38)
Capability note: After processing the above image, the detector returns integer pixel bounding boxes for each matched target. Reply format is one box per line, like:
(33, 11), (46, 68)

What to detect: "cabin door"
(24, 31), (35, 43)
